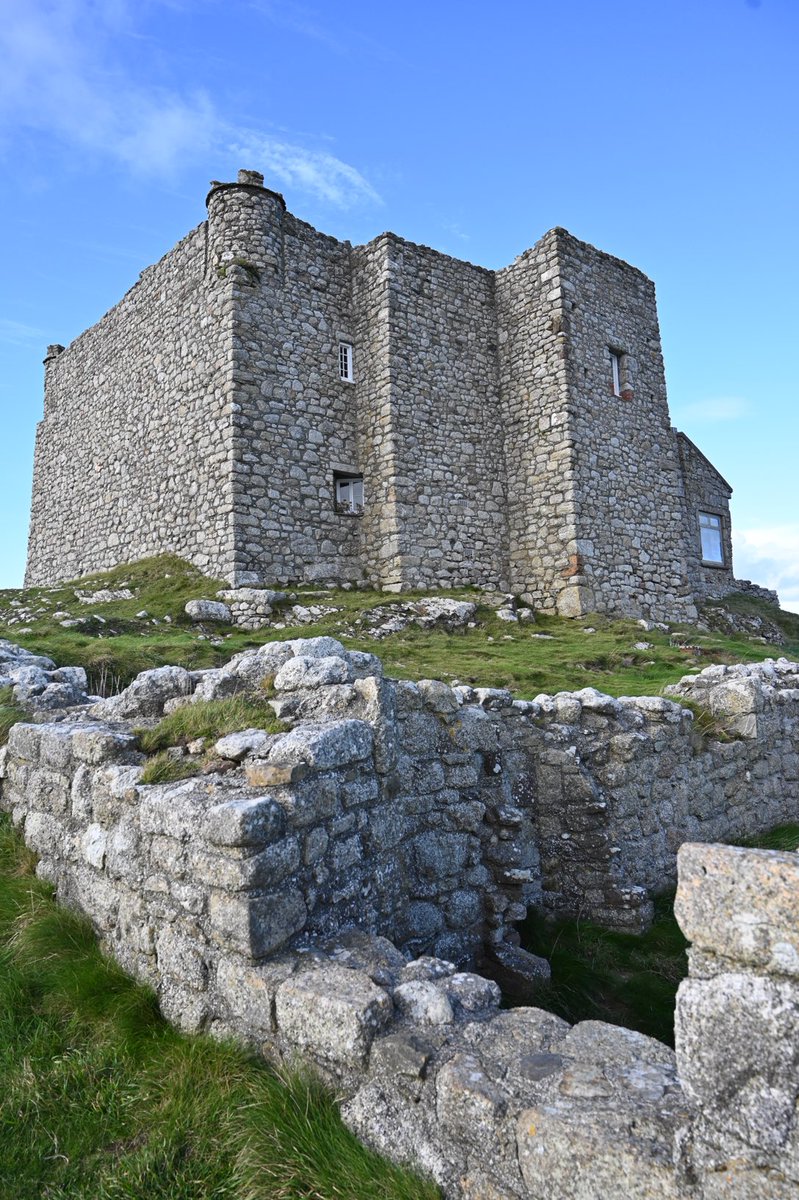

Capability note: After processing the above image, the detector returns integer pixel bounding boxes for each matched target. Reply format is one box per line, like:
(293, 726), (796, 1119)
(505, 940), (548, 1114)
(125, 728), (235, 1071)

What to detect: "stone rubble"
(0, 638), (94, 710)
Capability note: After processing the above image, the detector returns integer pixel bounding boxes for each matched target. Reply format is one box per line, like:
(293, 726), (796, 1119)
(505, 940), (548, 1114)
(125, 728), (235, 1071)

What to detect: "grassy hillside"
(2, 555), (798, 699)
(0, 813), (437, 1200)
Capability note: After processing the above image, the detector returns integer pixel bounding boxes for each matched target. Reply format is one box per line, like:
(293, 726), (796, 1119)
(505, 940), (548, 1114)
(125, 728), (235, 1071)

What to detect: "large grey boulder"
(185, 599), (232, 623)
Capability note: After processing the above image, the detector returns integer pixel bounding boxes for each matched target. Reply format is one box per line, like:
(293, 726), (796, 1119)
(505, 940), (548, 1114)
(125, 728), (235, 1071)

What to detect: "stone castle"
(27, 169), (736, 621)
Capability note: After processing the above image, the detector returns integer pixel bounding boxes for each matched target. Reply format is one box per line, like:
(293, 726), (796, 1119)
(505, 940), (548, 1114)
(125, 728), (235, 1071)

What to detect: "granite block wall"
(27, 171), (740, 624)
(26, 223), (236, 586)
(376, 237), (508, 590)
(677, 431), (735, 600)
(495, 231), (578, 612)
(212, 181), (367, 586)
(2, 639), (798, 1198)
(556, 230), (699, 622)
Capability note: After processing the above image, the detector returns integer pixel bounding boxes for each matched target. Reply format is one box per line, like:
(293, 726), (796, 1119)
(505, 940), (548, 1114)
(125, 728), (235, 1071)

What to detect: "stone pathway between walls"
(1, 635), (798, 1198)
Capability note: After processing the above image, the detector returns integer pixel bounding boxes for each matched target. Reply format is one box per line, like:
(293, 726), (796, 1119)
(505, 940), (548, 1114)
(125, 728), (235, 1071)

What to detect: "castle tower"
(206, 168), (286, 282)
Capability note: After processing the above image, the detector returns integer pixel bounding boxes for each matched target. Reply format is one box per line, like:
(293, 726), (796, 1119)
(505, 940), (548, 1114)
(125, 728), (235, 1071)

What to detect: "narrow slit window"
(610, 350), (622, 396)
(699, 511), (725, 564)
(334, 472), (364, 513)
(339, 342), (354, 382)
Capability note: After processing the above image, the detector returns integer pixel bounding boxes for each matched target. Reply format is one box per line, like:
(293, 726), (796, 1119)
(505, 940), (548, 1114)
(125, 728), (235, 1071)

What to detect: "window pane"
(700, 520), (724, 563)
(610, 352), (621, 396)
(352, 479), (364, 505)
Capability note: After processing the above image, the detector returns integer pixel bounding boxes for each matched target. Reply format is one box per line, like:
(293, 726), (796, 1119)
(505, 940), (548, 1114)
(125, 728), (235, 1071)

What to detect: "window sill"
(701, 560), (728, 570)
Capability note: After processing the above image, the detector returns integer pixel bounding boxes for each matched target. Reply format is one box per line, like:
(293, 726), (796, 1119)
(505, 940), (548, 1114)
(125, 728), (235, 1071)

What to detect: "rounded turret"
(206, 168), (285, 281)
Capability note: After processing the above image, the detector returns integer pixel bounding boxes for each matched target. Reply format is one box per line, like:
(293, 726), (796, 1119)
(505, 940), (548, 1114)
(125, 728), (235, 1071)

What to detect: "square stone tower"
(25, 170), (735, 621)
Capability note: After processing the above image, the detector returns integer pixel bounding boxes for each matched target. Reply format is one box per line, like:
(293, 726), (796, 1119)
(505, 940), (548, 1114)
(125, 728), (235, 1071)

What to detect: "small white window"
(334, 473), (363, 513)
(699, 511), (725, 564)
(339, 342), (354, 382)
(610, 350), (622, 397)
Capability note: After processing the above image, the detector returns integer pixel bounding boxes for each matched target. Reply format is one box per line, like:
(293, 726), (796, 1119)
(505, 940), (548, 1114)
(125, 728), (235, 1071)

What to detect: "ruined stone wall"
(556, 231), (698, 623)
(676, 431), (735, 600)
(3, 635), (798, 969)
(2, 639), (798, 1197)
(674, 842), (799, 1198)
(25, 224), (236, 586)
(495, 231), (577, 612)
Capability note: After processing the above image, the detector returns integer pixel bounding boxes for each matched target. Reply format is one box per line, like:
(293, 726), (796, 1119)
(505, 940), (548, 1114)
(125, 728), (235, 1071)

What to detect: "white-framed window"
(609, 349), (622, 396)
(334, 472), (364, 513)
(339, 342), (354, 382)
(699, 511), (725, 565)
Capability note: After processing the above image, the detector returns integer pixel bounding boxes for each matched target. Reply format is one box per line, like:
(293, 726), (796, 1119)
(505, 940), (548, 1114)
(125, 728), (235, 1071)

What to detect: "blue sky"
(1, 0), (797, 608)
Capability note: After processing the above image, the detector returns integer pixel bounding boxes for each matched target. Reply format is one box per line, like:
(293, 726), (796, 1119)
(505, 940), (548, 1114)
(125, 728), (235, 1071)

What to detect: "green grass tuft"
(737, 822), (799, 852)
(136, 697), (286, 756)
(669, 696), (739, 743)
(139, 751), (203, 785)
(0, 812), (438, 1199)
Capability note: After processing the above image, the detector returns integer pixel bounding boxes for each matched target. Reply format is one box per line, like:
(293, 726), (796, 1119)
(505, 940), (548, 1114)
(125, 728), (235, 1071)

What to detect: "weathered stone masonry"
(2, 636), (799, 1198)
(27, 170), (739, 621)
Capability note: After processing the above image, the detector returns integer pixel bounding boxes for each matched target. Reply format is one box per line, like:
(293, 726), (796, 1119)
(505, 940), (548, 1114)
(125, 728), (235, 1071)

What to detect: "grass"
(139, 751), (202, 785)
(135, 698), (288, 784)
(519, 895), (689, 1046)
(3, 555), (798, 702)
(0, 813), (438, 1200)
(519, 822), (799, 1048)
(0, 686), (27, 747)
(136, 697), (286, 756)
(668, 696), (739, 743)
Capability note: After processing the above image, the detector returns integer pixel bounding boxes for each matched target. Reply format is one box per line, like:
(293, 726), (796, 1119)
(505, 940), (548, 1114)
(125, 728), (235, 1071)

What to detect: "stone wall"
(495, 231), (577, 613)
(25, 224), (236, 586)
(216, 183), (366, 587)
(676, 432), (735, 601)
(27, 170), (743, 622)
(673, 842), (799, 1197)
(377, 237), (508, 591)
(2, 681), (797, 1198)
(3, 636), (798, 966)
(558, 231), (698, 623)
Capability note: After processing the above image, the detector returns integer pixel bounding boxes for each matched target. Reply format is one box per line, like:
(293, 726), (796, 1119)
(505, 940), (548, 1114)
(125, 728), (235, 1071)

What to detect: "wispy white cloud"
(230, 133), (381, 207)
(734, 525), (799, 614)
(0, 0), (381, 206)
(672, 396), (749, 423)
(0, 318), (45, 346)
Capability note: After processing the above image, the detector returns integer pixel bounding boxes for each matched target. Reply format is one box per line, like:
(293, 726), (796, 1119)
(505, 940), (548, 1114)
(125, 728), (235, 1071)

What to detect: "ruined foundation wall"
(2, 642), (798, 967)
(1, 642), (798, 1198)
(25, 224), (236, 586)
